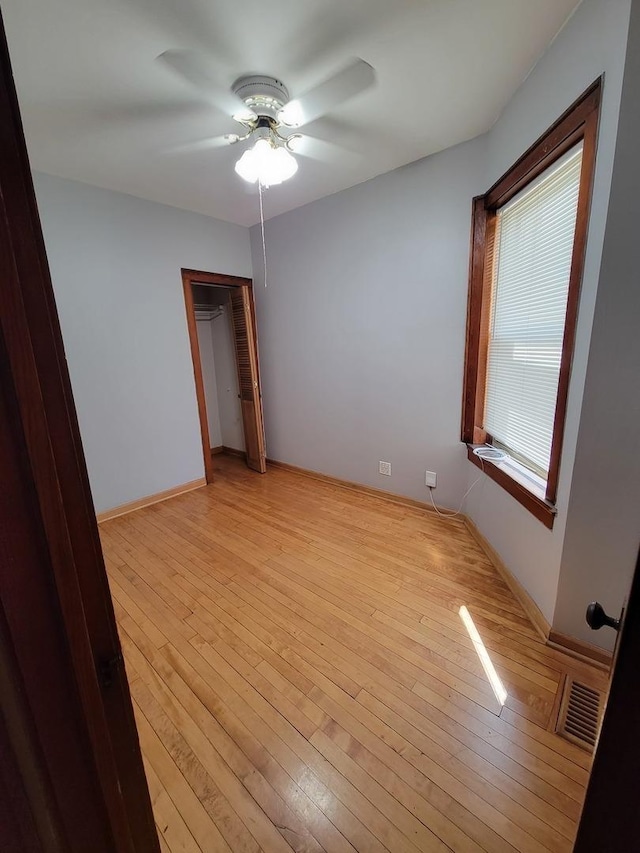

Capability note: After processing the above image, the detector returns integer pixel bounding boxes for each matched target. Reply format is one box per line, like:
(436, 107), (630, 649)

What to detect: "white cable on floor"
(428, 455), (485, 519)
(258, 179), (268, 288)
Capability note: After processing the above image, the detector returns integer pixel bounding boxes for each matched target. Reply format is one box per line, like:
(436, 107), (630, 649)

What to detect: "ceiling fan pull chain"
(258, 179), (268, 289)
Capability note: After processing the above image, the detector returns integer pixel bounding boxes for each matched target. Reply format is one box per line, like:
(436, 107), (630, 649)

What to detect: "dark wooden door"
(574, 545), (640, 851)
(230, 286), (267, 473)
(0, 10), (159, 852)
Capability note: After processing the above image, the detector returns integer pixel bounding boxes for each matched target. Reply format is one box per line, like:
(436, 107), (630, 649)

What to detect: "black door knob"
(586, 601), (621, 631)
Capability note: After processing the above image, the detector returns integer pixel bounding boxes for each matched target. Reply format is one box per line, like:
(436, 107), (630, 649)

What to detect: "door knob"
(586, 601), (621, 632)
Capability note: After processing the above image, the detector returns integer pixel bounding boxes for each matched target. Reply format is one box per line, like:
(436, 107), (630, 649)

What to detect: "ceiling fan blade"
(279, 58), (375, 128)
(158, 49), (255, 120)
(116, 0), (240, 65)
(306, 115), (366, 151)
(287, 133), (357, 166)
(20, 98), (200, 128)
(165, 133), (242, 155)
(286, 0), (413, 74)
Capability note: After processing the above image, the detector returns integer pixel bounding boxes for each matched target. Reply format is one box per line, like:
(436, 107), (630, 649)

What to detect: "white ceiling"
(3, 0), (581, 227)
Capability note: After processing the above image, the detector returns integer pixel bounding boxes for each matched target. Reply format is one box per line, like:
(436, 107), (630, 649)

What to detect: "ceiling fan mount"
(222, 74), (304, 157)
(231, 74), (290, 121)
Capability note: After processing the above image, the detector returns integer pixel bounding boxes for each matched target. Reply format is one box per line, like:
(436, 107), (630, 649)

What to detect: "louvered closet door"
(230, 286), (267, 472)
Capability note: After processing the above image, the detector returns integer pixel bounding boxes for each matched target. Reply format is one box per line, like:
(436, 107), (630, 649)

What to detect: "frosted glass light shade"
(278, 100), (304, 128)
(234, 139), (298, 187)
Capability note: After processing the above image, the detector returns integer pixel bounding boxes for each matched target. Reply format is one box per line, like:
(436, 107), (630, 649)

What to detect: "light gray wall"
(250, 136), (486, 509)
(212, 303), (245, 452)
(554, 0), (640, 649)
(196, 319), (223, 448)
(464, 0), (631, 624)
(33, 173), (252, 513)
(247, 0), (631, 633)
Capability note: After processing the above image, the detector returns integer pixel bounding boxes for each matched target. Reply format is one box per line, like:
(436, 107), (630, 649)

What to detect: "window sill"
(466, 444), (556, 529)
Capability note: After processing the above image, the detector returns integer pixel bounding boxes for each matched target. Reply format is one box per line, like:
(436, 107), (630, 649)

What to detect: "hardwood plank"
(143, 760), (201, 853)
(314, 693), (558, 853)
(314, 723), (513, 853)
(309, 729), (453, 853)
(132, 699), (233, 853)
(157, 830), (171, 853)
(355, 689), (576, 840)
(359, 683), (582, 818)
(181, 636), (435, 853)
(180, 532), (584, 784)
(101, 454), (602, 853)
(119, 622), (299, 853)
(134, 677), (262, 853)
(167, 636), (366, 852)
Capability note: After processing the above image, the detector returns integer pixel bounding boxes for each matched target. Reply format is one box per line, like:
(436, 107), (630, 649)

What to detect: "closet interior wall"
(193, 285), (245, 455)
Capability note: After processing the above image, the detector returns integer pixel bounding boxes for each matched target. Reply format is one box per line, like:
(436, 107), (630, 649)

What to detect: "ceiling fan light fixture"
(234, 138), (298, 187)
(232, 107), (259, 124)
(285, 133), (305, 152)
(278, 100), (305, 128)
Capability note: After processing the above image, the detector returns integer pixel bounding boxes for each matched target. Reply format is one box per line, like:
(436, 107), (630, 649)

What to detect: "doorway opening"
(194, 285), (245, 459)
(182, 269), (266, 484)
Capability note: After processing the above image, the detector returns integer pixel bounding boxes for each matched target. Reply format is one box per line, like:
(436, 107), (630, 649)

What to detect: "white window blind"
(483, 143), (583, 478)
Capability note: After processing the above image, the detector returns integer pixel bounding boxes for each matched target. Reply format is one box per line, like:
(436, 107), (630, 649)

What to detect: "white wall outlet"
(379, 461), (392, 476)
(425, 470), (437, 488)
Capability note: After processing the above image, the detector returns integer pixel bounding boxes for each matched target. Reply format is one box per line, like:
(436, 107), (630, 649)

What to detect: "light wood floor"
(100, 454), (604, 853)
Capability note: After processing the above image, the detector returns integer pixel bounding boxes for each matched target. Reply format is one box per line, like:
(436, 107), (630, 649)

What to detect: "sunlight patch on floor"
(459, 605), (508, 707)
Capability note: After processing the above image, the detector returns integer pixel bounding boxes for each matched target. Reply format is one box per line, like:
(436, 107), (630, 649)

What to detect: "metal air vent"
(556, 676), (604, 752)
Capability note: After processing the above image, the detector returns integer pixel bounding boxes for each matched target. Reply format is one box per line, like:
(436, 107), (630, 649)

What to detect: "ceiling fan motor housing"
(232, 74), (290, 119)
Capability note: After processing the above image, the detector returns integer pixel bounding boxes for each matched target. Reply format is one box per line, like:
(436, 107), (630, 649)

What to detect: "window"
(462, 79), (601, 528)
(485, 144), (583, 478)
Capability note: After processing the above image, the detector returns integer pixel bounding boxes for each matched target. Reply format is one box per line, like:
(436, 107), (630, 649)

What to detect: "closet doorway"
(182, 269), (266, 484)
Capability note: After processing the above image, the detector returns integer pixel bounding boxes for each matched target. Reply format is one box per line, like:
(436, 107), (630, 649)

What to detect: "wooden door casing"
(0, 344), (112, 852)
(230, 286), (267, 473)
(0, 9), (159, 851)
(182, 271), (215, 484)
(182, 269), (267, 478)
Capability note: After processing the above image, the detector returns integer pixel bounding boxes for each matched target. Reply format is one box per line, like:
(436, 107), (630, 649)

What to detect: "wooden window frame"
(462, 78), (602, 529)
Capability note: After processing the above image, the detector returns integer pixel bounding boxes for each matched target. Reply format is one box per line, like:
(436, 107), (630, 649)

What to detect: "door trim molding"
(181, 268), (255, 484)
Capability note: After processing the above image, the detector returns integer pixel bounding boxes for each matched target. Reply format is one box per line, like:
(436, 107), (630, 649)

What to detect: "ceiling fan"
(159, 50), (376, 187)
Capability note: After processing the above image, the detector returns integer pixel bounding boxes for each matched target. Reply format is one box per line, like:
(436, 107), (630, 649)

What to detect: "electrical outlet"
(425, 470), (437, 488)
(379, 461), (392, 476)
